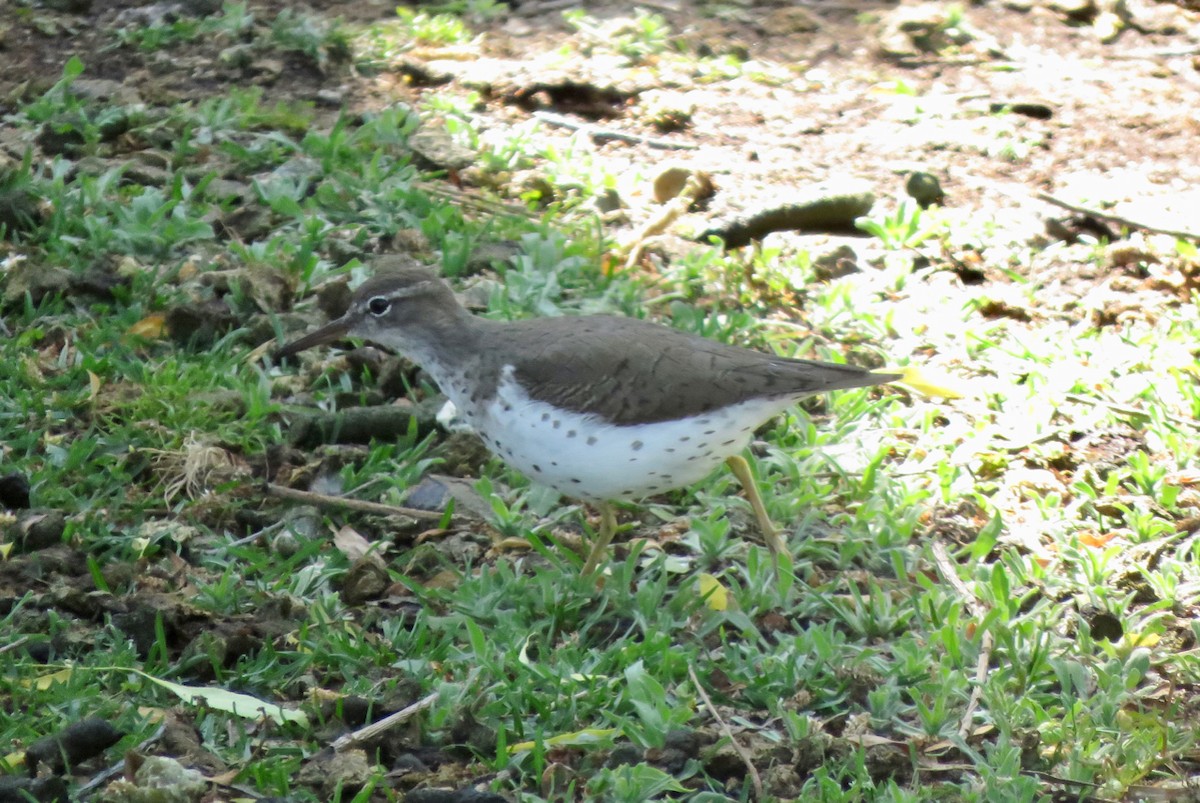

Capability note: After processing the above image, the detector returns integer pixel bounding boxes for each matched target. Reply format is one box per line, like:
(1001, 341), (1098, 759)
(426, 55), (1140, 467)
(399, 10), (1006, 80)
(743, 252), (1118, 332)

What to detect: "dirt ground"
(6, 0), (1200, 239)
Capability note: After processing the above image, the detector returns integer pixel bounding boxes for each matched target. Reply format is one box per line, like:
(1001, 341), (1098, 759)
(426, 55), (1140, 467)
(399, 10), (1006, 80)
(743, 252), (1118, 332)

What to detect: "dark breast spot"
(631, 440), (644, 451)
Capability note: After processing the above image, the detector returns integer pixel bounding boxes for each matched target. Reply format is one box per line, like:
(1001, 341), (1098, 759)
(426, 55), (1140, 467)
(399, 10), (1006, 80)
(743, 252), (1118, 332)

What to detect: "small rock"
(256, 57), (286, 80)
(1047, 0), (1098, 22)
(0, 168), (43, 238)
(101, 755), (208, 802)
(463, 241), (523, 277)
(905, 171), (945, 208)
(325, 750), (375, 795)
(69, 78), (142, 106)
(14, 510), (66, 552)
(605, 743), (644, 767)
(26, 718), (124, 774)
(341, 554), (391, 605)
(593, 187), (623, 214)
(0, 472), (31, 509)
(766, 6), (820, 33)
(812, 244), (861, 281)
(164, 299), (239, 348)
(989, 99), (1054, 120)
(652, 165), (691, 204)
(271, 530), (301, 557)
(403, 477), (452, 512)
(2, 259), (72, 307)
(315, 88), (346, 107)
(408, 124), (476, 172)
(638, 90), (695, 133)
(1079, 605), (1123, 641)
(218, 44), (256, 70)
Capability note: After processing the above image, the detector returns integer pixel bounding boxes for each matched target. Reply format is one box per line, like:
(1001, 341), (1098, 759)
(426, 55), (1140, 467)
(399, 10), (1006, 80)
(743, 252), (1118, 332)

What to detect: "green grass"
(3, 9), (1200, 803)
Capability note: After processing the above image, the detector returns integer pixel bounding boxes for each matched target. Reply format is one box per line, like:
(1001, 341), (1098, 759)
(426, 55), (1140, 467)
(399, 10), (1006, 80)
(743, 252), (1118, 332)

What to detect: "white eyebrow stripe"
(363, 280), (437, 305)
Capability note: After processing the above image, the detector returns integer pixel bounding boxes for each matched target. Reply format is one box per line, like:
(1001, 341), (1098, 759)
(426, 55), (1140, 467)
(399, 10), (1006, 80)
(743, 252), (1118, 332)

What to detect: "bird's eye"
(367, 297), (391, 316)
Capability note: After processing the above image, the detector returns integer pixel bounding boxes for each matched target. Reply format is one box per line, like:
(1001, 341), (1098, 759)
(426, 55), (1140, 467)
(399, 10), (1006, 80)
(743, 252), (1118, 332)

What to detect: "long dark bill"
(274, 316), (353, 360)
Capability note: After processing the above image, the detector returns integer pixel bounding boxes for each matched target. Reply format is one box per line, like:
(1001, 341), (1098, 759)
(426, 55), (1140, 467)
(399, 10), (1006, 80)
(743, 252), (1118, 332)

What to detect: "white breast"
(458, 367), (793, 502)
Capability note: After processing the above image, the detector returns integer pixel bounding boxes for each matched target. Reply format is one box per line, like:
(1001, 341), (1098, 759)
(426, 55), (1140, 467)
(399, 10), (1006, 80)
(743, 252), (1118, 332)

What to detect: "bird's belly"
(472, 388), (790, 502)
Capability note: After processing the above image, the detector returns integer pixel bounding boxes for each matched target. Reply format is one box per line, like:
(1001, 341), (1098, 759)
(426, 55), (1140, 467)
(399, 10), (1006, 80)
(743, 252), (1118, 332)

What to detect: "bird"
(277, 265), (933, 575)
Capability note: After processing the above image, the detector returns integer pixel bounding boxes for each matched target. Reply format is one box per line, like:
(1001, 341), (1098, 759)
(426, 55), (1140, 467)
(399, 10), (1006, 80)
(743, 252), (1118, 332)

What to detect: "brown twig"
(266, 483), (443, 520)
(332, 691), (440, 751)
(930, 540), (994, 742)
(688, 665), (764, 800)
(531, 110), (699, 150)
(1036, 191), (1200, 242)
(622, 173), (707, 269)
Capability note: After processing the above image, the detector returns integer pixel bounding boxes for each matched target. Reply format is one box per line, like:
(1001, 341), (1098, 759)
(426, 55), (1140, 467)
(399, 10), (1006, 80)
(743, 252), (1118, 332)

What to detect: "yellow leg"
(725, 455), (787, 558)
(580, 502), (618, 576)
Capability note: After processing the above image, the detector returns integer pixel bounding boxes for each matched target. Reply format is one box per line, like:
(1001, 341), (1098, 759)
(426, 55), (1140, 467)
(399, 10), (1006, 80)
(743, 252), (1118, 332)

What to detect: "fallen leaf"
(697, 573), (728, 611)
(127, 313), (167, 340)
(1078, 531), (1116, 548)
(333, 525), (378, 562)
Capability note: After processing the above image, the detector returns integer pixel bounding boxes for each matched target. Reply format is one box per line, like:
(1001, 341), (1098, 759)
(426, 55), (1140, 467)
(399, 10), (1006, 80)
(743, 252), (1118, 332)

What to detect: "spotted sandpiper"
(278, 266), (917, 575)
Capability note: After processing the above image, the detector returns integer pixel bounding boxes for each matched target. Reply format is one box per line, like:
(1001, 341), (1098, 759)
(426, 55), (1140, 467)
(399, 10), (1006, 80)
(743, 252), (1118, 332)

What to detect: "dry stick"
(1036, 191), (1200, 242)
(0, 636), (29, 656)
(687, 665), (764, 801)
(332, 690), (441, 752)
(623, 173), (706, 269)
(266, 483), (443, 520)
(531, 110), (699, 151)
(1063, 393), (1199, 431)
(930, 540), (995, 742)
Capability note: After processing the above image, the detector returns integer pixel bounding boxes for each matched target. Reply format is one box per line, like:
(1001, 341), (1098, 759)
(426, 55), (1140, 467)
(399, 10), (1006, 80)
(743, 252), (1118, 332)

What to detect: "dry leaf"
(127, 313), (167, 340)
(333, 525), (378, 563)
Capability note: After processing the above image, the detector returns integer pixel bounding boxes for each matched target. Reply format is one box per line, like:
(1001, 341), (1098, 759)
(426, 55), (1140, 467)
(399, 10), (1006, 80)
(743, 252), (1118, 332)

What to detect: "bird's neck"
(377, 307), (502, 402)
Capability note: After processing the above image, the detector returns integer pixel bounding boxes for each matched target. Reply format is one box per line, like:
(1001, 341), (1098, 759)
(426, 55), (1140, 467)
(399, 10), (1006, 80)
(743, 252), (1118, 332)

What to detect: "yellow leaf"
(1125, 632), (1160, 648)
(1, 749), (25, 770)
(127, 313), (167, 340)
(508, 727), (618, 754)
(22, 667), (74, 690)
(87, 370), (102, 402)
(697, 573), (728, 611)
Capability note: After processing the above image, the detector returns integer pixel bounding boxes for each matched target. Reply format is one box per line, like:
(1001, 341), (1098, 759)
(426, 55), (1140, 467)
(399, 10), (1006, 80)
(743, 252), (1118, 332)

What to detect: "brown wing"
(501, 316), (898, 426)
